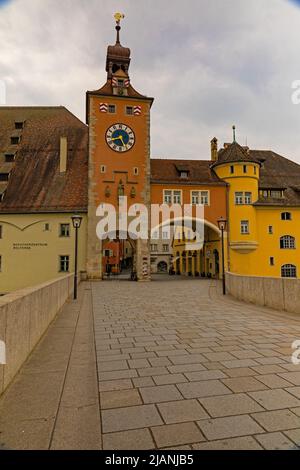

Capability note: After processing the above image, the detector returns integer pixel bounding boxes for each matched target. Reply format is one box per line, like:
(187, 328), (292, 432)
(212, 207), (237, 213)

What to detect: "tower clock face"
(106, 124), (135, 153)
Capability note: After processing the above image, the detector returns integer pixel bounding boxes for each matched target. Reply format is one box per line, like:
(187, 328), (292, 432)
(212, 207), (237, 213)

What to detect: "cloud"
(0, 0), (300, 162)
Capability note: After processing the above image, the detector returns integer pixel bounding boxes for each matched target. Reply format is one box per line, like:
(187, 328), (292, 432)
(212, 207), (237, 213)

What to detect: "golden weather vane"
(114, 12), (125, 24)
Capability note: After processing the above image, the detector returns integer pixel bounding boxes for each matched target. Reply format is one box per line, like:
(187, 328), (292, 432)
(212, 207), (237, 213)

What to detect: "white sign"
(0, 340), (6, 365)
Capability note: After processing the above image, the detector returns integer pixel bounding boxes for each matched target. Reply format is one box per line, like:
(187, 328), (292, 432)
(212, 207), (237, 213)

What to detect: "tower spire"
(232, 125), (236, 143)
(114, 12), (125, 45)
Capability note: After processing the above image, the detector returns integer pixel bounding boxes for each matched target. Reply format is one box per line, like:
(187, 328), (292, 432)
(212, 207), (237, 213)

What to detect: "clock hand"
(119, 135), (125, 146)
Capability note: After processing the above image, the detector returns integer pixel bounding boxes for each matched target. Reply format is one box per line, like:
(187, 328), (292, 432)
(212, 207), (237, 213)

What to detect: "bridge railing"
(0, 274), (75, 396)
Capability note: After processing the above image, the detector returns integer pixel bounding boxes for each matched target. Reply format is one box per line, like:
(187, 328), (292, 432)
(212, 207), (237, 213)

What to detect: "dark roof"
(0, 107), (88, 213)
(251, 150), (300, 206)
(212, 141), (261, 167)
(87, 79), (153, 100)
(151, 159), (226, 185)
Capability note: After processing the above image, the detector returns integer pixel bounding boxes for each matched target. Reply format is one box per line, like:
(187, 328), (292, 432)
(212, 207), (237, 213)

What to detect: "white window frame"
(190, 190), (210, 206)
(150, 244), (158, 252)
(281, 264), (297, 278)
(163, 189), (182, 205)
(59, 255), (70, 273)
(108, 104), (116, 114)
(163, 244), (169, 252)
(281, 212), (292, 221)
(235, 192), (244, 205)
(241, 220), (249, 234)
(280, 235), (296, 249)
(100, 165), (106, 174)
(244, 192), (252, 205)
(60, 223), (70, 238)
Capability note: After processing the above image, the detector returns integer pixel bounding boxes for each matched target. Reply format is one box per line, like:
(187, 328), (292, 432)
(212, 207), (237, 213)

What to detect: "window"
(126, 106), (133, 115)
(281, 264), (297, 278)
(241, 220), (249, 234)
(5, 154), (15, 163)
(0, 226), (2, 239)
(230, 165), (234, 174)
(235, 192), (243, 205)
(60, 224), (70, 237)
(163, 244), (169, 252)
(173, 191), (181, 204)
(162, 231), (169, 240)
(180, 171), (188, 179)
(164, 190), (182, 204)
(270, 257), (274, 266)
(0, 173), (9, 182)
(0, 256), (2, 272)
(270, 190), (283, 199)
(117, 79), (124, 87)
(281, 212), (292, 221)
(15, 121), (24, 130)
(164, 190), (172, 204)
(280, 235), (295, 249)
(191, 191), (209, 206)
(108, 105), (116, 114)
(254, 166), (257, 175)
(133, 167), (139, 176)
(150, 244), (158, 252)
(59, 255), (69, 272)
(100, 165), (106, 174)
(243, 165), (247, 173)
(268, 226), (273, 235)
(44, 224), (50, 232)
(11, 136), (19, 145)
(104, 250), (110, 257)
(244, 192), (252, 205)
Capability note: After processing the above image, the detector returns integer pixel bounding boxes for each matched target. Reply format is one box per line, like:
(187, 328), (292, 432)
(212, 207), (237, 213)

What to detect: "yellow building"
(1, 17), (300, 294)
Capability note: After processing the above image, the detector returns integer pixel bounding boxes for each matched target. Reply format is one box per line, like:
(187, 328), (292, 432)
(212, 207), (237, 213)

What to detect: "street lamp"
(71, 214), (83, 300)
(217, 216), (227, 295)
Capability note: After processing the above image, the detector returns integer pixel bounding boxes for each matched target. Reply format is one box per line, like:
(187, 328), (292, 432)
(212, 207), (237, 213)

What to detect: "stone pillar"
(136, 239), (151, 281)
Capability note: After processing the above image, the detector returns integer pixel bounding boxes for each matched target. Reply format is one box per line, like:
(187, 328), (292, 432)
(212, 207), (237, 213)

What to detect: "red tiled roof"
(0, 107), (88, 213)
(151, 159), (226, 185)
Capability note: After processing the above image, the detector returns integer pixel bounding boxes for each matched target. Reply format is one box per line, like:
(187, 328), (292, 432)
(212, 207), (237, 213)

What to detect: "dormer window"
(15, 121), (24, 130)
(270, 190), (283, 199)
(180, 171), (188, 179)
(0, 173), (9, 182)
(11, 136), (20, 145)
(5, 154), (15, 163)
(118, 79), (124, 87)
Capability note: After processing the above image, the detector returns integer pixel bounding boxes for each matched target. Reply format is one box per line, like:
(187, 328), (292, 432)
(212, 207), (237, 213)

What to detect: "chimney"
(211, 137), (218, 161)
(60, 136), (67, 173)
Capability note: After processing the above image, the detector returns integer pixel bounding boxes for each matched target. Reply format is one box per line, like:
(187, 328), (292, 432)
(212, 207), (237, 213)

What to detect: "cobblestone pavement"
(0, 277), (300, 450)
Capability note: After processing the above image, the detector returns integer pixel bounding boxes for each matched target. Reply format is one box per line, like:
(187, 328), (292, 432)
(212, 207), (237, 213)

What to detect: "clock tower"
(86, 14), (154, 280)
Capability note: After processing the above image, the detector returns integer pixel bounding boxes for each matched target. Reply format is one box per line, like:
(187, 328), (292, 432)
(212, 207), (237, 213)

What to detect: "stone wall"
(226, 272), (300, 314)
(0, 274), (74, 396)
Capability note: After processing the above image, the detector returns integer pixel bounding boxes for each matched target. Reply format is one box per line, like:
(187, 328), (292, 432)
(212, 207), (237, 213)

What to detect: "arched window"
(280, 235), (295, 249)
(281, 212), (292, 221)
(281, 264), (297, 278)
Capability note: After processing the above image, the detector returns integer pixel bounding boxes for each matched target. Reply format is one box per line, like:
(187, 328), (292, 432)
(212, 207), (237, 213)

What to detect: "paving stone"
(221, 359), (259, 369)
(230, 350), (263, 359)
(177, 380), (232, 399)
(103, 429), (155, 450)
(278, 372), (300, 386)
(138, 367), (168, 377)
(102, 404), (163, 433)
(199, 393), (264, 418)
(255, 357), (285, 365)
(151, 422), (205, 448)
(284, 429), (300, 446)
(197, 415), (264, 440)
(132, 377), (155, 388)
(128, 359), (150, 369)
(251, 365), (286, 375)
(149, 357), (173, 367)
(251, 409), (300, 432)
(221, 377), (267, 393)
(170, 354), (206, 365)
(158, 399), (209, 424)
(255, 432), (296, 450)
(203, 352), (237, 362)
(285, 387), (300, 399)
(153, 374), (187, 385)
(168, 364), (206, 374)
(291, 407), (300, 417)
(192, 436), (263, 450)
(98, 369), (138, 381)
(248, 389), (300, 410)
(185, 370), (227, 382)
(97, 360), (129, 372)
(100, 389), (142, 409)
(255, 374), (292, 389)
(97, 379), (133, 392)
(224, 368), (257, 378)
(139, 385), (183, 404)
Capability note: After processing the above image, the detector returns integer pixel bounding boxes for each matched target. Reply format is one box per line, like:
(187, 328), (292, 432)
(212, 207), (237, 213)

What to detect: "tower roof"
(211, 141), (261, 168)
(106, 13), (131, 78)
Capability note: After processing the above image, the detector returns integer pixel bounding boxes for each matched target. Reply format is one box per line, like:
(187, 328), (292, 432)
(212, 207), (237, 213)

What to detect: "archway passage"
(102, 238), (136, 280)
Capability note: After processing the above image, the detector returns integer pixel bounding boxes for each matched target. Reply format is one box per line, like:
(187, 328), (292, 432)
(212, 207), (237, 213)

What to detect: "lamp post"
(71, 214), (83, 300)
(217, 216), (227, 296)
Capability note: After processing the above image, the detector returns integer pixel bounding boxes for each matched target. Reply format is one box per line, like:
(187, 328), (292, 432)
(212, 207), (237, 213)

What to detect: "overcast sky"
(1, 0), (300, 162)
